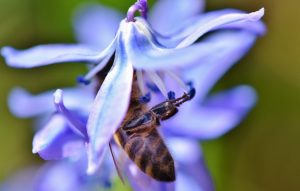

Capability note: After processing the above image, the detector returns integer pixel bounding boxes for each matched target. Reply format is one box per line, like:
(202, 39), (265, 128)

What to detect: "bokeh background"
(0, 0), (299, 191)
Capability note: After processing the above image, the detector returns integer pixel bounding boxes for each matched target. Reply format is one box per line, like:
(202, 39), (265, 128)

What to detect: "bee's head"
(151, 101), (178, 120)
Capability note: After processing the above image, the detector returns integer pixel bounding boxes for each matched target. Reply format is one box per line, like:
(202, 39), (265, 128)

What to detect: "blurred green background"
(0, 0), (299, 191)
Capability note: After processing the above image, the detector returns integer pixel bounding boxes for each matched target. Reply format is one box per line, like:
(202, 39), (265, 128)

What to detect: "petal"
(35, 162), (83, 191)
(1, 42), (115, 68)
(166, 137), (201, 164)
(73, 3), (123, 50)
(8, 88), (55, 118)
(125, 160), (175, 191)
(166, 138), (214, 191)
(163, 85), (257, 140)
(122, 19), (246, 70)
(86, 46), (133, 174)
(176, 163), (214, 191)
(176, 8), (264, 48)
(33, 114), (85, 160)
(183, 30), (257, 102)
(161, 9), (266, 46)
(8, 86), (93, 118)
(149, 0), (205, 34)
(121, 19), (256, 70)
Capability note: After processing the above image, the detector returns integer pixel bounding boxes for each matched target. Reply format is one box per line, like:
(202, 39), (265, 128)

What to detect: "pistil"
(126, 0), (148, 22)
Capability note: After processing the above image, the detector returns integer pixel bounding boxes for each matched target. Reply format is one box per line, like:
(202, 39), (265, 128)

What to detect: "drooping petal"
(73, 3), (123, 50)
(8, 87), (93, 118)
(32, 114), (85, 160)
(86, 43), (133, 174)
(176, 8), (264, 48)
(166, 138), (214, 191)
(149, 0), (205, 34)
(1, 42), (115, 68)
(162, 85), (257, 140)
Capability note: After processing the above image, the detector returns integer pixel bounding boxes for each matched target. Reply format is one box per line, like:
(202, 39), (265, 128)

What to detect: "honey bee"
(113, 74), (193, 182)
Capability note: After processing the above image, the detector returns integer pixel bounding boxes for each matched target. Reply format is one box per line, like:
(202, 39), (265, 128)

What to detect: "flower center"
(136, 70), (196, 103)
(126, 0), (148, 22)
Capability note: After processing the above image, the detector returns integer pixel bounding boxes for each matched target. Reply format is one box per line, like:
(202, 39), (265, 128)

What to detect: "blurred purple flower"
(1, 160), (113, 191)
(3, 87), (114, 191)
(2, 0), (265, 190)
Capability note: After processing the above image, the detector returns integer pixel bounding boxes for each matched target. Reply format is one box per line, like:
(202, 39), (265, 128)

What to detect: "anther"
(188, 88), (196, 99)
(186, 81), (196, 99)
(168, 91), (176, 100)
(139, 92), (151, 103)
(146, 82), (160, 93)
(186, 81), (193, 88)
(77, 76), (91, 85)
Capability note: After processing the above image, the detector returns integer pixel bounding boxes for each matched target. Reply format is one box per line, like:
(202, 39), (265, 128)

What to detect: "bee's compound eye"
(123, 112), (152, 130)
(151, 102), (170, 115)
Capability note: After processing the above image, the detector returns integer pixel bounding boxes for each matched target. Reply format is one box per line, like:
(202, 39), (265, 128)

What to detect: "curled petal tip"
(235, 85), (257, 107)
(248, 8), (265, 21)
(32, 147), (37, 154)
(1, 47), (15, 66)
(1, 46), (12, 56)
(53, 89), (63, 104)
(86, 162), (97, 175)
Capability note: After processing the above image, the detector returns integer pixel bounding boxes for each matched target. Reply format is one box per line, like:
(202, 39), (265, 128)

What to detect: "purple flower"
(1, 160), (113, 191)
(2, 0), (265, 190)
(4, 87), (114, 191)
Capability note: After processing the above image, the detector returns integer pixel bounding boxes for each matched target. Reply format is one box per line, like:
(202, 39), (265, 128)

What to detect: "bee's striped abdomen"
(124, 129), (175, 182)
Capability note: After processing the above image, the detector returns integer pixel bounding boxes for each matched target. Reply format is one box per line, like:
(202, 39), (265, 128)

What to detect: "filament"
(81, 53), (113, 83)
(136, 70), (146, 95)
(146, 71), (168, 98)
(165, 70), (189, 92)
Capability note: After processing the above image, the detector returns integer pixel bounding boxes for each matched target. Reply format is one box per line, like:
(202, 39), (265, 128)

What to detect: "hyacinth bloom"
(4, 88), (114, 191)
(2, 0), (265, 190)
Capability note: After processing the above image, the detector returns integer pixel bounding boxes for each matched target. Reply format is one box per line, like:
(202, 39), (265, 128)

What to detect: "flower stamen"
(168, 91), (176, 100)
(165, 70), (189, 92)
(137, 70), (152, 103)
(146, 71), (168, 98)
(186, 81), (196, 99)
(136, 70), (146, 95)
(139, 92), (151, 103)
(77, 54), (113, 85)
(146, 82), (160, 93)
